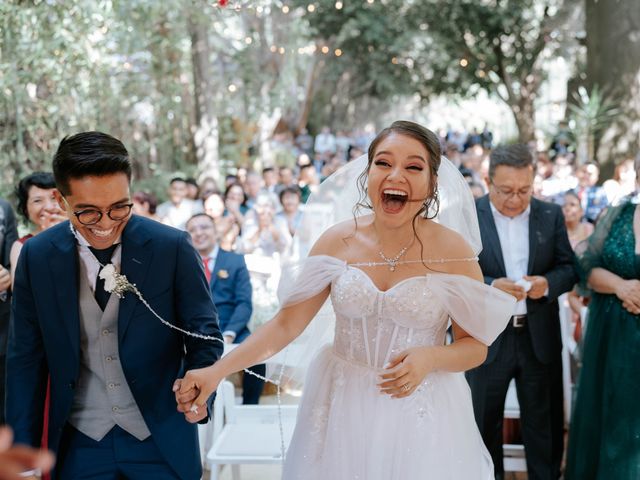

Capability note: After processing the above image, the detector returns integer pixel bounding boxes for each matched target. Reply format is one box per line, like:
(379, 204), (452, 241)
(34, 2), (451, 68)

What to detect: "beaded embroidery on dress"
(280, 255), (515, 480)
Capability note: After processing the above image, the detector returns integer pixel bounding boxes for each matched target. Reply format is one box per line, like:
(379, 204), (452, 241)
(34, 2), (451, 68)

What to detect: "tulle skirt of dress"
(283, 346), (493, 480)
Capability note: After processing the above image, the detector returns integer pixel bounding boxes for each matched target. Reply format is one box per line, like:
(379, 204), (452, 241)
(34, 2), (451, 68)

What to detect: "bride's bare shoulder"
(310, 216), (371, 257)
(419, 220), (482, 280)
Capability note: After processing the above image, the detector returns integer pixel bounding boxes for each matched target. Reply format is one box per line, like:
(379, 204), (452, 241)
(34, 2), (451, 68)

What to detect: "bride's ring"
(401, 384), (411, 392)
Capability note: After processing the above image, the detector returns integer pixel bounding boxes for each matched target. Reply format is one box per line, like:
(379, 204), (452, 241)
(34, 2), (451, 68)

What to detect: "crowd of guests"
(0, 121), (638, 479)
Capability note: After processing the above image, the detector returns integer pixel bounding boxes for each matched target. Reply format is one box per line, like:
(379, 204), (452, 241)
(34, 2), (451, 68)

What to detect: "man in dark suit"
(466, 144), (576, 480)
(0, 198), (18, 425)
(6, 132), (223, 479)
(186, 213), (264, 404)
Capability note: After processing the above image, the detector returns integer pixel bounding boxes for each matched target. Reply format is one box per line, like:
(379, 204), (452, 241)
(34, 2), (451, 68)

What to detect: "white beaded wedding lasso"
(97, 265), (289, 462)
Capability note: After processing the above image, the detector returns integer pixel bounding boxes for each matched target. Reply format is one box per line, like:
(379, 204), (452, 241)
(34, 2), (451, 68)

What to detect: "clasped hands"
(173, 365), (220, 424)
(378, 346), (436, 399)
(493, 275), (548, 301)
(615, 279), (640, 315)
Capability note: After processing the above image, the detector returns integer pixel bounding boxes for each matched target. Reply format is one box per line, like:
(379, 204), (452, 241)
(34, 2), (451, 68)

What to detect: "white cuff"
(222, 331), (237, 341)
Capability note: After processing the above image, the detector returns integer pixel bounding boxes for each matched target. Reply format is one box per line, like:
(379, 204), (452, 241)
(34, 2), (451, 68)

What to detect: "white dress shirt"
(490, 202), (530, 315)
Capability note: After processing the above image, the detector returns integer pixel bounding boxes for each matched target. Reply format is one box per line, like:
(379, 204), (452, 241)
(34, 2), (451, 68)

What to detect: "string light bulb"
(334, 48), (343, 57)
(321, 46), (329, 54)
(459, 58), (468, 67)
(228, 84), (237, 92)
(335, 1), (343, 8)
(307, 4), (315, 11)
(282, 5), (290, 13)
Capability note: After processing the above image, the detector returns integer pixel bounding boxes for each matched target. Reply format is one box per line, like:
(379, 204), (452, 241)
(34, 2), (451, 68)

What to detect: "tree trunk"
(511, 94), (536, 144)
(586, 0), (640, 166)
(188, 13), (220, 182)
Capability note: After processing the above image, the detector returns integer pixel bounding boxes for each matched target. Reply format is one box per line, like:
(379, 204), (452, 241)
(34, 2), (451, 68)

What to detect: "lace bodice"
(331, 267), (448, 369)
(277, 255), (516, 386)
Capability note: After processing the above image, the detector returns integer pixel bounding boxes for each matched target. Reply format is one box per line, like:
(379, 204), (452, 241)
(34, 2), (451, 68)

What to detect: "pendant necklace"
(378, 243), (411, 272)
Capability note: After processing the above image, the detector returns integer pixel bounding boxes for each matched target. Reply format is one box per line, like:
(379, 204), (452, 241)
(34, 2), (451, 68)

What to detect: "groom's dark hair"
(53, 131), (132, 196)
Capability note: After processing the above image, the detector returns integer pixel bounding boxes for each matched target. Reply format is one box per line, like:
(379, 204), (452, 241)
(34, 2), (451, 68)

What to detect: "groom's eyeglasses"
(72, 203), (134, 225)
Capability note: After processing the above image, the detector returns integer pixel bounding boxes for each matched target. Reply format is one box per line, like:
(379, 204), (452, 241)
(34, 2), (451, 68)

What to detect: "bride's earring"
(422, 189), (440, 219)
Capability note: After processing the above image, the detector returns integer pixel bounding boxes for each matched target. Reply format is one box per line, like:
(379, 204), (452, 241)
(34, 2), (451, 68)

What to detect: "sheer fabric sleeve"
(271, 255), (346, 389)
(574, 203), (624, 287)
(277, 255), (346, 307)
(428, 273), (516, 346)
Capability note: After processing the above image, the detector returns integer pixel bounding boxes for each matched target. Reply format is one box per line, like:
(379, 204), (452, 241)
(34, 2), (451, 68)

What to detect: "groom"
(6, 131), (223, 479)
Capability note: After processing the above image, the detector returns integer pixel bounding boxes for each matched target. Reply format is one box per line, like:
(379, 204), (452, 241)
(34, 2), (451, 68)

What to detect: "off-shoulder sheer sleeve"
(270, 256), (346, 389)
(277, 255), (347, 307)
(428, 273), (516, 345)
(574, 203), (624, 286)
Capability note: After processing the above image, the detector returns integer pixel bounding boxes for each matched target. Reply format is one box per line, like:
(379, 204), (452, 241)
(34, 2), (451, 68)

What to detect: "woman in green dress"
(566, 199), (640, 479)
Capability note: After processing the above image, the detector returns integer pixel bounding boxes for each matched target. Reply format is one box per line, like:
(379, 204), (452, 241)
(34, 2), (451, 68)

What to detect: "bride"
(178, 121), (515, 479)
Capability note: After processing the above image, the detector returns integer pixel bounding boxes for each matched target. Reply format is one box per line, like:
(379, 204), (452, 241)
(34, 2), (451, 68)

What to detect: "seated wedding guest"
(241, 195), (291, 256)
(276, 186), (303, 236)
(10, 172), (66, 287)
(186, 213), (263, 404)
(297, 163), (319, 203)
(574, 162), (608, 223)
(562, 191), (594, 250)
(131, 191), (159, 221)
(185, 178), (200, 201)
(565, 178), (640, 478)
(0, 425), (54, 480)
(199, 177), (219, 200)
(224, 182), (249, 228)
(156, 177), (203, 229)
(203, 192), (239, 251)
(603, 157), (636, 205)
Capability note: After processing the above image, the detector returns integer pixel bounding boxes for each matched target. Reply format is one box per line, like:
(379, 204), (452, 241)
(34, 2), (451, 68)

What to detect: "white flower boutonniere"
(217, 269), (229, 279)
(99, 264), (137, 299)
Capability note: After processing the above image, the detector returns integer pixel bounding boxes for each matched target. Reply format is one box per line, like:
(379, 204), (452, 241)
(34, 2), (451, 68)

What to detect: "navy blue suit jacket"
(210, 249), (252, 343)
(6, 216), (223, 479)
(476, 195), (577, 364)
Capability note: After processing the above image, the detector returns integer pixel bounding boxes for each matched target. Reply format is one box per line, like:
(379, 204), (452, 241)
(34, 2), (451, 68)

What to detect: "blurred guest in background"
(0, 198), (17, 424)
(562, 191), (594, 250)
(603, 158), (636, 205)
(10, 172), (66, 286)
(186, 213), (263, 404)
(132, 191), (159, 222)
(224, 182), (249, 229)
(204, 191), (239, 251)
(276, 186), (303, 237)
(241, 195), (291, 256)
(574, 162), (608, 223)
(156, 177), (203, 230)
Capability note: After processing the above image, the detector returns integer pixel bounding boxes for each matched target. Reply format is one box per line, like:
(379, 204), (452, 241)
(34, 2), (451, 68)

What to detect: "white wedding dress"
(279, 256), (515, 480)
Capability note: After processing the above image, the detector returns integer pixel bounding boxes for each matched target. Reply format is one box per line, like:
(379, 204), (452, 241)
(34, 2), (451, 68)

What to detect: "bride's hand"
(378, 347), (435, 398)
(176, 366), (222, 423)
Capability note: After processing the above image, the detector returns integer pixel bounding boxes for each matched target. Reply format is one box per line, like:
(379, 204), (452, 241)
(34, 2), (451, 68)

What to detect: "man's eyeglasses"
(71, 203), (133, 225)
(490, 182), (532, 200)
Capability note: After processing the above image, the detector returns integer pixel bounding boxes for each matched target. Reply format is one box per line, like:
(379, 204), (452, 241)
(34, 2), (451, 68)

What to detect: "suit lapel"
(478, 197), (507, 275)
(50, 224), (81, 359)
(210, 250), (226, 290)
(118, 217), (153, 342)
(527, 199), (540, 274)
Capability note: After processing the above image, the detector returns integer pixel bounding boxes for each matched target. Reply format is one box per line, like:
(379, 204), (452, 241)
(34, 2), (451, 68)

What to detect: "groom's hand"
(173, 379), (207, 423)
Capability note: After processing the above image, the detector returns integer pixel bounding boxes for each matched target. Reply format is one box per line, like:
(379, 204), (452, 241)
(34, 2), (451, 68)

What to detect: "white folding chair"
(205, 380), (298, 480)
